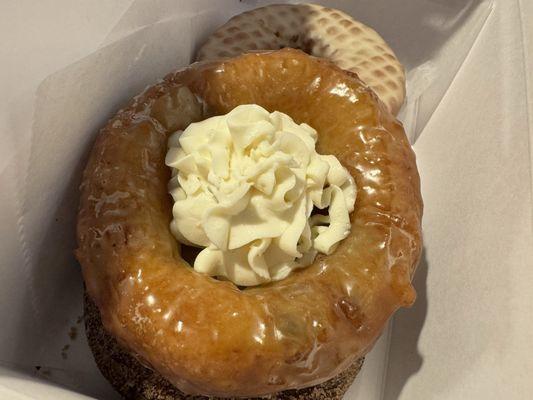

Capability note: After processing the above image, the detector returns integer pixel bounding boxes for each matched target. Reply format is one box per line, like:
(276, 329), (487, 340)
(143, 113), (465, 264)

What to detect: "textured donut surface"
(76, 49), (422, 397)
(85, 292), (364, 400)
(197, 3), (406, 114)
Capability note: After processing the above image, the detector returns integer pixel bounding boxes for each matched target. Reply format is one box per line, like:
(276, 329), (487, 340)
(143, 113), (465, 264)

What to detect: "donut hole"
(179, 243), (202, 267)
(174, 204), (339, 288)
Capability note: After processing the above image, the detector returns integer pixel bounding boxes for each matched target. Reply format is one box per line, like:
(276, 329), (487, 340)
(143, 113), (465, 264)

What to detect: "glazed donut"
(76, 49), (422, 397)
(196, 3), (406, 115)
(84, 291), (365, 400)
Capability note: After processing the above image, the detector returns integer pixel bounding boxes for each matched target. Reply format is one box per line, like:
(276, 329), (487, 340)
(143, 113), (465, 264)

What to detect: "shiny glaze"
(76, 49), (422, 397)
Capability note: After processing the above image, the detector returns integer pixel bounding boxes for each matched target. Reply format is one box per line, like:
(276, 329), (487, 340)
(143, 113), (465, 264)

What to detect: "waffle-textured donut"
(196, 3), (405, 115)
(76, 49), (422, 398)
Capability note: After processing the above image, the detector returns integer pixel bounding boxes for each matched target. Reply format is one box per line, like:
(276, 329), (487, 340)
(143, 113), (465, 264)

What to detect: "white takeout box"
(1, 0), (532, 399)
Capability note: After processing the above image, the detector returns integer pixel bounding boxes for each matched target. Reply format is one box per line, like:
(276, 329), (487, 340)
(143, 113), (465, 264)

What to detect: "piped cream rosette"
(165, 104), (356, 286)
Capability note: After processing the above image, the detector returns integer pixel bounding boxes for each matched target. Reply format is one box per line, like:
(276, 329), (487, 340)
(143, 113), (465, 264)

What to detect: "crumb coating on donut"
(76, 49), (422, 397)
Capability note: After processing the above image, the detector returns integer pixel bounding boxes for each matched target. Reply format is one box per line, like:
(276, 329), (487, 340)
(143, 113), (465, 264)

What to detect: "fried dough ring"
(196, 3), (406, 115)
(76, 49), (422, 398)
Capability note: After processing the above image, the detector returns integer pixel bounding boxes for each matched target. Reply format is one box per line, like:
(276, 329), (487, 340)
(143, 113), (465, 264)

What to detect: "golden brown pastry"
(196, 3), (406, 115)
(84, 292), (364, 400)
(76, 49), (422, 398)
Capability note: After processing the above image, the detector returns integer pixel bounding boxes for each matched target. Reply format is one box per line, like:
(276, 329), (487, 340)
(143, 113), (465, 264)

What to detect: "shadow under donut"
(383, 248), (429, 400)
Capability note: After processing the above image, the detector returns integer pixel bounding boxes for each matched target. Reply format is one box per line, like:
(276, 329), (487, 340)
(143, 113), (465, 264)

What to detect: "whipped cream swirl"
(165, 104), (356, 286)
